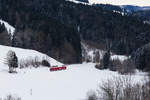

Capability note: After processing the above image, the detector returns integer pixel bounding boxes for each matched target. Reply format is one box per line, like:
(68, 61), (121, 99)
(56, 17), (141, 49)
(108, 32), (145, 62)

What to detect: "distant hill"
(76, 0), (89, 3)
(121, 5), (150, 12)
(0, 0), (150, 64)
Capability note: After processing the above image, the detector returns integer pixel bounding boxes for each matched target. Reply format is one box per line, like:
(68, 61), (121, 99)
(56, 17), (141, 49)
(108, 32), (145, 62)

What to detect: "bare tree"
(87, 75), (150, 100)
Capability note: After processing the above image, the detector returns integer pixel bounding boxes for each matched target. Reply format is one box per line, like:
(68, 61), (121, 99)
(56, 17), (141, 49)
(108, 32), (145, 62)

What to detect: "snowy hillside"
(88, 0), (150, 6)
(67, 0), (150, 7)
(0, 45), (147, 100)
(0, 45), (62, 67)
(66, 0), (90, 5)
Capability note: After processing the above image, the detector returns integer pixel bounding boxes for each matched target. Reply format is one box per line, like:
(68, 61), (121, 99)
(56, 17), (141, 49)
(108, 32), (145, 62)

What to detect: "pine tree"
(103, 51), (110, 69)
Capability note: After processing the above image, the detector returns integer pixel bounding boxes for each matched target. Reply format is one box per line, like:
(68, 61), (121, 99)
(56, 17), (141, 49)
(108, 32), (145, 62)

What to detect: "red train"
(50, 65), (67, 71)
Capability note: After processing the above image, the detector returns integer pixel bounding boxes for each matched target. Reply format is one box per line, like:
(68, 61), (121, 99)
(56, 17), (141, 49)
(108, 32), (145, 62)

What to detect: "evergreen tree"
(6, 50), (18, 73)
(103, 51), (110, 69)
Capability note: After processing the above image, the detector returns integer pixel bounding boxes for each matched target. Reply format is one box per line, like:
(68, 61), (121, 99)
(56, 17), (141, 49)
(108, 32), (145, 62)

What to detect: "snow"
(113, 10), (125, 16)
(0, 62), (147, 100)
(111, 55), (128, 62)
(144, 20), (150, 25)
(88, 0), (150, 6)
(0, 45), (62, 67)
(0, 45), (147, 100)
(66, 0), (150, 7)
(0, 20), (15, 39)
(66, 0), (90, 5)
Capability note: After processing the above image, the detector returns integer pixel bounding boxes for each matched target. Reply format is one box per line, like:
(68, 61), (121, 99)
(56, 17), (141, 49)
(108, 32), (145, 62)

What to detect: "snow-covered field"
(0, 45), (147, 100)
(0, 63), (146, 100)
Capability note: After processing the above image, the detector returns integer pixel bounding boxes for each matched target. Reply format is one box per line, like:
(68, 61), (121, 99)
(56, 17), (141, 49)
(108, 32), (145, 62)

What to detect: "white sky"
(89, 0), (150, 6)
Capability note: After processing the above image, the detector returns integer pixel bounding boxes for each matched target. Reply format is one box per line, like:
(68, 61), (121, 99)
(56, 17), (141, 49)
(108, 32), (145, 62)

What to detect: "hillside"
(81, 41), (128, 63)
(0, 45), (62, 67)
(0, 0), (81, 64)
(88, 0), (150, 6)
(132, 10), (150, 21)
(0, 0), (150, 100)
(0, 0), (150, 64)
(0, 45), (146, 100)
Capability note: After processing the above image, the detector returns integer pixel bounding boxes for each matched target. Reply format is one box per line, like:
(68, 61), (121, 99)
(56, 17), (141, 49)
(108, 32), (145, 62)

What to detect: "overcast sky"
(89, 0), (150, 6)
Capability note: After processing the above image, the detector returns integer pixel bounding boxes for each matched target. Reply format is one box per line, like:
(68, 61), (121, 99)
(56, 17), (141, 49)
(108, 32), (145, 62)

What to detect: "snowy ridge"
(67, 0), (150, 6)
(0, 45), (63, 67)
(0, 20), (15, 38)
(66, 0), (90, 5)
(88, 0), (150, 6)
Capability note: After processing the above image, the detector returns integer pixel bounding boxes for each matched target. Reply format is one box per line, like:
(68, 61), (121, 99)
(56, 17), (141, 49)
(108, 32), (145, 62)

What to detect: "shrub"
(109, 59), (122, 71)
(19, 57), (51, 68)
(93, 51), (101, 63)
(110, 58), (135, 75)
(103, 51), (110, 69)
(6, 50), (18, 73)
(95, 59), (104, 70)
(95, 51), (110, 70)
(41, 60), (50, 67)
(96, 53), (136, 75)
(19, 56), (41, 68)
(87, 75), (150, 100)
(86, 91), (97, 100)
(120, 59), (136, 74)
(133, 43), (150, 71)
(1, 94), (21, 100)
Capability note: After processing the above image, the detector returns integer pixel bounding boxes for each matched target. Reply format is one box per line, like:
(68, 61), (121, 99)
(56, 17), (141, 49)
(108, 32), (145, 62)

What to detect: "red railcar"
(50, 66), (67, 71)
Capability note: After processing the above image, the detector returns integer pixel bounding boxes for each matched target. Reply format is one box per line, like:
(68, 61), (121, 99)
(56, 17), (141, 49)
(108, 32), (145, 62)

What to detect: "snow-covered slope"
(0, 20), (15, 38)
(66, 0), (90, 5)
(89, 0), (150, 6)
(67, 0), (150, 7)
(0, 45), (147, 100)
(0, 45), (62, 67)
